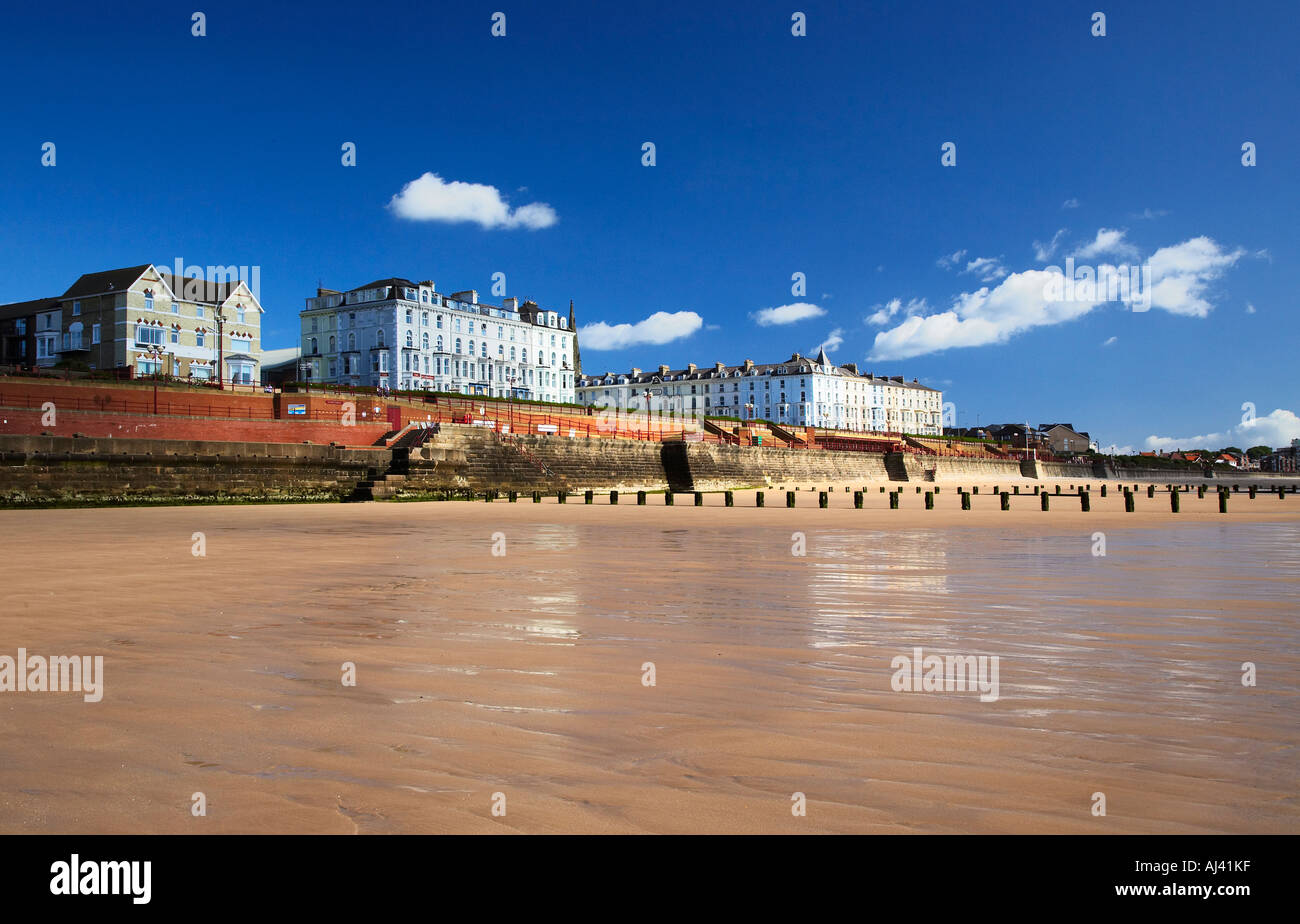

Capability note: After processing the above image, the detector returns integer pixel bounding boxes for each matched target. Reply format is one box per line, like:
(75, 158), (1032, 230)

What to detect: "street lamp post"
(215, 309), (226, 389)
(147, 345), (165, 413)
(508, 375), (516, 433)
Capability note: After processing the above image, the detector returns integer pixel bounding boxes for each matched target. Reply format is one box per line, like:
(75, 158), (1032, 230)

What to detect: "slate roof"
(580, 352), (941, 391)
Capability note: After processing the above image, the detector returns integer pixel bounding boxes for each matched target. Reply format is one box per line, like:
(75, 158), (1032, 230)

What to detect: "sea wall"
(0, 434), (384, 507)
(929, 456), (1026, 481)
(401, 429), (668, 494)
(670, 442), (891, 491)
(3, 429), (1294, 508)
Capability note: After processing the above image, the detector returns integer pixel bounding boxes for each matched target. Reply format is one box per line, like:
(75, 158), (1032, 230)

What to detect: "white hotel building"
(577, 349), (944, 435)
(300, 277), (578, 402)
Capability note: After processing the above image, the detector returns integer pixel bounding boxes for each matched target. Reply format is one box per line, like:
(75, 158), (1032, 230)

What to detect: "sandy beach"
(1, 479), (1297, 833)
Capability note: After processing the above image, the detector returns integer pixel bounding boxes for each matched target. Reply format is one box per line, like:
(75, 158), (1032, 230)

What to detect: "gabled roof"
(579, 357), (942, 391)
(159, 272), (235, 305)
(60, 265), (154, 299)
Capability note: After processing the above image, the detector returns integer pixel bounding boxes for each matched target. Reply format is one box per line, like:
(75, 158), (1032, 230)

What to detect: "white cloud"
(865, 297), (930, 327)
(1033, 228), (1067, 261)
(751, 302), (825, 326)
(388, 172), (558, 229)
(1132, 207), (1168, 220)
(1062, 198), (1080, 209)
(1246, 302), (1257, 314)
(812, 328), (844, 354)
(1070, 228), (1139, 260)
(1102, 336), (1118, 346)
(964, 256), (1008, 282)
(868, 269), (1105, 360)
(579, 311), (702, 350)
(1147, 236), (1244, 317)
(867, 233), (1244, 360)
(1145, 409), (1300, 452)
(936, 249), (968, 270)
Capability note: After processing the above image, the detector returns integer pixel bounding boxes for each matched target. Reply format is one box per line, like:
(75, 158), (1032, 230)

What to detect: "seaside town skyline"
(1, 257), (1295, 465)
(1, 1), (1296, 455)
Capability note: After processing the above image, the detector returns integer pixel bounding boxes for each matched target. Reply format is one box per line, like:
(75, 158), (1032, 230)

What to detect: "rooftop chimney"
(743, 359), (754, 370)
(658, 364), (670, 376)
(452, 289), (478, 304)
(503, 297), (519, 311)
(630, 367), (642, 376)
(687, 363), (697, 374)
(714, 361), (726, 373)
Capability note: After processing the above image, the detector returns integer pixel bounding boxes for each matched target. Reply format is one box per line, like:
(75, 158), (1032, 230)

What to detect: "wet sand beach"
(1, 480), (1297, 833)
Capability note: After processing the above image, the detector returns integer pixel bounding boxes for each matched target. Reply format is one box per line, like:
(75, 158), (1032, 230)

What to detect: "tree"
(1247, 445), (1273, 459)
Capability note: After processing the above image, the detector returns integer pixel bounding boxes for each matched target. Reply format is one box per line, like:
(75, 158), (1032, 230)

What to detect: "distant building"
(577, 349), (943, 434)
(1261, 439), (1299, 473)
(1039, 423), (1092, 456)
(300, 278), (578, 402)
(260, 347), (302, 388)
(0, 264), (264, 383)
(988, 424), (1041, 445)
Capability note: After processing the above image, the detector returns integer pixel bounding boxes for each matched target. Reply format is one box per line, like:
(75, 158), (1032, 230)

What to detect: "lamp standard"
(215, 308), (226, 389)
(508, 375), (516, 433)
(146, 344), (165, 413)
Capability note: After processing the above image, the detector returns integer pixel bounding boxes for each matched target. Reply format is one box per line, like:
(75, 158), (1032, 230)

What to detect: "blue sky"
(1, 0), (1296, 451)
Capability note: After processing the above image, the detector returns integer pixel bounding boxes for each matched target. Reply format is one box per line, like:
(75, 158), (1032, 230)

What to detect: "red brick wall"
(0, 380), (277, 419)
(0, 407), (388, 446)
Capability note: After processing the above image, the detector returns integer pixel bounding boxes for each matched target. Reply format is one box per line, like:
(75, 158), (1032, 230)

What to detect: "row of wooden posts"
(461, 482), (1295, 510)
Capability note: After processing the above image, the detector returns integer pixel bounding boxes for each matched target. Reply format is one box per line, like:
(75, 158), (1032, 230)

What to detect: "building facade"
(299, 277), (579, 403)
(1261, 439), (1300, 473)
(0, 298), (56, 366)
(1038, 423), (1094, 456)
(0, 264), (264, 382)
(577, 350), (944, 435)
